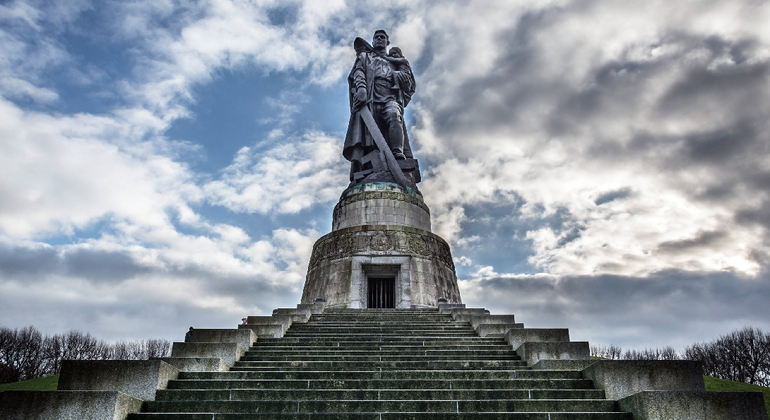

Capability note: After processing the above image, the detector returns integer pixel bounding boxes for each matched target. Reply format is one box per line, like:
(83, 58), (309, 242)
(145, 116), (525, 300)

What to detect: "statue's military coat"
(343, 43), (415, 179)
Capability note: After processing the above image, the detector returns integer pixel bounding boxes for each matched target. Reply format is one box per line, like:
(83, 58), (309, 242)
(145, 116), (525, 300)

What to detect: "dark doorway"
(368, 277), (395, 308)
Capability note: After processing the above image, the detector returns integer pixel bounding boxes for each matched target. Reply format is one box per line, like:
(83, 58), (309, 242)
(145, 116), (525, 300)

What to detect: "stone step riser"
(167, 378), (597, 391)
(177, 370), (580, 381)
(235, 359), (527, 369)
(257, 337), (508, 348)
(129, 413), (632, 420)
(231, 363), (525, 372)
(155, 389), (605, 401)
(241, 349), (516, 360)
(252, 342), (508, 347)
(289, 324), (470, 328)
(234, 356), (526, 367)
(257, 337), (505, 343)
(302, 320), (460, 328)
(282, 334), (482, 338)
(142, 399), (618, 413)
(254, 341), (505, 347)
(247, 346), (512, 352)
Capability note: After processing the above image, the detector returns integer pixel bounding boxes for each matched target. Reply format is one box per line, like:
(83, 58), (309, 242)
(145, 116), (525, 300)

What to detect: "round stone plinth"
(301, 225), (461, 309)
(332, 182), (431, 232)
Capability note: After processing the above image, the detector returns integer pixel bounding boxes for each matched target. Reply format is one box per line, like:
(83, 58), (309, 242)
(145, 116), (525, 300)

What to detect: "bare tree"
(0, 325), (172, 384)
(590, 344), (623, 360)
(684, 327), (770, 386)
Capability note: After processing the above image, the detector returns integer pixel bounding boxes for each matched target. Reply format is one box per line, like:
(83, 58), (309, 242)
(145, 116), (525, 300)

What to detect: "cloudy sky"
(1, 0), (769, 351)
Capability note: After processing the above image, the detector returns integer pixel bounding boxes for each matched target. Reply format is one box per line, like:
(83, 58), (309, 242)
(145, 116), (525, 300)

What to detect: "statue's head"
(373, 30), (389, 49)
(388, 47), (403, 58)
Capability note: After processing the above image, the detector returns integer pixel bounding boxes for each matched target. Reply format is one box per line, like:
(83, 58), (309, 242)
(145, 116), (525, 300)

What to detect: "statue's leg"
(382, 102), (405, 159)
(371, 102), (387, 141)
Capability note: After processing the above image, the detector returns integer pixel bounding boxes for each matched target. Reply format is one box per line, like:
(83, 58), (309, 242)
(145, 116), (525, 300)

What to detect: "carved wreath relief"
(309, 229), (455, 272)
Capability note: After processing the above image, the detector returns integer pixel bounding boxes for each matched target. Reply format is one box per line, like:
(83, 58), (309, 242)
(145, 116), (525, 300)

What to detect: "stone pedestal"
(301, 182), (461, 308)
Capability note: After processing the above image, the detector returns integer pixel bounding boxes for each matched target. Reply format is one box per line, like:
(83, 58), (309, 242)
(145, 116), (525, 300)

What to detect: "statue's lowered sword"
(358, 106), (411, 189)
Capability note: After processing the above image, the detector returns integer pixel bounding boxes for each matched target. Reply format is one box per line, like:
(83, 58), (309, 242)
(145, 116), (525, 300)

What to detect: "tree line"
(591, 326), (770, 387)
(0, 325), (171, 384)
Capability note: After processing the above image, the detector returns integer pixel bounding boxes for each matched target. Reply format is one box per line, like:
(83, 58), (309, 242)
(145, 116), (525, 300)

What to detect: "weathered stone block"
(618, 390), (768, 420)
(504, 328), (570, 349)
(156, 357), (230, 372)
(170, 342), (245, 367)
(449, 308), (490, 321)
(190, 328), (256, 351)
(57, 360), (178, 401)
(515, 341), (590, 366)
(0, 390), (142, 420)
(273, 307), (311, 322)
(582, 360), (705, 400)
(247, 315), (292, 330)
(476, 323), (524, 337)
(238, 323), (285, 338)
(296, 302), (325, 314)
(532, 359), (598, 370)
(470, 315), (517, 329)
(437, 303), (465, 313)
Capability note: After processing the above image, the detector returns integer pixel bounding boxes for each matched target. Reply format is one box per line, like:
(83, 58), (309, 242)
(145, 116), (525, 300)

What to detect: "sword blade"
(358, 107), (410, 188)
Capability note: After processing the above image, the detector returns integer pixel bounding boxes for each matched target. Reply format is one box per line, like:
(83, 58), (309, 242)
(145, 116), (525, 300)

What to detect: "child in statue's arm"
(386, 47), (411, 73)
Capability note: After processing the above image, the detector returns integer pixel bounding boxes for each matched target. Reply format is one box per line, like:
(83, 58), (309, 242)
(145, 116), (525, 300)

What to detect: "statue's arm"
(393, 69), (414, 94)
(350, 54), (368, 111)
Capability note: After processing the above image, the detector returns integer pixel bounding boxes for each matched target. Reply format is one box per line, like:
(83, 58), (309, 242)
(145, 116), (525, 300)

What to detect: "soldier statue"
(343, 30), (420, 188)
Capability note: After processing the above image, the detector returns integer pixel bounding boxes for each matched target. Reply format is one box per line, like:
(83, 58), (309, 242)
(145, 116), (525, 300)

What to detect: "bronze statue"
(343, 30), (420, 188)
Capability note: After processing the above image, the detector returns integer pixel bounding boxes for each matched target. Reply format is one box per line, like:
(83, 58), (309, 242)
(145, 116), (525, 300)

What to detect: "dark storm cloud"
(63, 248), (151, 282)
(657, 230), (726, 253)
(0, 244), (150, 283)
(656, 42), (769, 117)
(463, 270), (770, 348)
(424, 10), (548, 138)
(0, 244), (60, 277)
(594, 188), (631, 205)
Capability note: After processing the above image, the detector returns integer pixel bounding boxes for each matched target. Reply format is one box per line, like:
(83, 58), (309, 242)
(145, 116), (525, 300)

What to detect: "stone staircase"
(128, 308), (632, 419)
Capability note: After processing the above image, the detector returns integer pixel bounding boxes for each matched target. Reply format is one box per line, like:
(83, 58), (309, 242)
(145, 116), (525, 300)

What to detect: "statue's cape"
(353, 37), (373, 54)
(343, 38), (414, 178)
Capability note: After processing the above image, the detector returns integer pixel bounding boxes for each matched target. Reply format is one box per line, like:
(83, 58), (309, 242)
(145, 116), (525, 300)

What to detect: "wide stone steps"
(282, 334), (492, 339)
(232, 361), (528, 370)
(166, 378), (597, 390)
(177, 370), (579, 380)
(259, 338), (500, 345)
(141, 399), (619, 413)
(129, 309), (631, 419)
(130, 414), (630, 420)
(241, 352), (518, 360)
(155, 389), (606, 401)
(250, 345), (509, 352)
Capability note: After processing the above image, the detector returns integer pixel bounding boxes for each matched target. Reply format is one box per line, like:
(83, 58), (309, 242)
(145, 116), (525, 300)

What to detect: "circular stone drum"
(301, 182), (461, 309)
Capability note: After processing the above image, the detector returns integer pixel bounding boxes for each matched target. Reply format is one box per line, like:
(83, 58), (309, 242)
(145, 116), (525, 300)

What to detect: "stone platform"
(2, 304), (766, 419)
(302, 182), (462, 308)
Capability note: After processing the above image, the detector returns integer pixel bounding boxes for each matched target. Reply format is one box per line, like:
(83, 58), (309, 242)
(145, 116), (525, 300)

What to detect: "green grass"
(0, 375), (59, 392)
(704, 375), (770, 418)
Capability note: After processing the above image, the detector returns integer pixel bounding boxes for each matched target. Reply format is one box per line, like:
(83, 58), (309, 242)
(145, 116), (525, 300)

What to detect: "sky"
(1, 0), (769, 351)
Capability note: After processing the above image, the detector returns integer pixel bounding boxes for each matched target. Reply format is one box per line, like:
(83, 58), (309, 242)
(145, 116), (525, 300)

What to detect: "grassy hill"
(1, 374), (767, 418)
(0, 375), (59, 392)
(704, 376), (770, 418)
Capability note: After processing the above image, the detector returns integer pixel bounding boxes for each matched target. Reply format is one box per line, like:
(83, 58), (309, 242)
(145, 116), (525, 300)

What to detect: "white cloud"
(413, 0), (770, 278)
(204, 131), (348, 214)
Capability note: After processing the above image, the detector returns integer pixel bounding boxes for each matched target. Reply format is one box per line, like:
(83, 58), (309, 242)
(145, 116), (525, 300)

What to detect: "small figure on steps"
(184, 326), (193, 343)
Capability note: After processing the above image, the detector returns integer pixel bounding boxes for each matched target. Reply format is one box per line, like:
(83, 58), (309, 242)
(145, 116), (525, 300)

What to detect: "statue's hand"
(353, 87), (367, 110)
(394, 71), (411, 90)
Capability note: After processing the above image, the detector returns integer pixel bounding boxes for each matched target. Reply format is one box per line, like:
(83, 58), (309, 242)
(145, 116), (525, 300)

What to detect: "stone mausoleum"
(1, 31), (767, 420)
